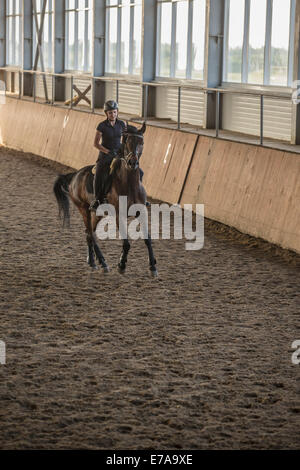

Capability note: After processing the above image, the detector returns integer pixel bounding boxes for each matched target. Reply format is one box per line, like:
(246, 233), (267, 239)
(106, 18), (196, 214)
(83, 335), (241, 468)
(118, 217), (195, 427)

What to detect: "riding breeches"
(94, 152), (114, 203)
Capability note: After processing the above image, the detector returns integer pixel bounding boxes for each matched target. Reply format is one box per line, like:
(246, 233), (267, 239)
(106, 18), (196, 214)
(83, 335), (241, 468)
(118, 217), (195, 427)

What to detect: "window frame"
(223, 0), (296, 88)
(32, 0), (54, 72)
(64, 0), (92, 74)
(5, 0), (22, 67)
(104, 0), (142, 78)
(155, 0), (206, 82)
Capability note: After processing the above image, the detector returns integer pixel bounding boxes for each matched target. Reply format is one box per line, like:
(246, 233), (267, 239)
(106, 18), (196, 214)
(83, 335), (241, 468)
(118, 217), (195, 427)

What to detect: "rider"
(90, 100), (125, 211)
(90, 99), (145, 211)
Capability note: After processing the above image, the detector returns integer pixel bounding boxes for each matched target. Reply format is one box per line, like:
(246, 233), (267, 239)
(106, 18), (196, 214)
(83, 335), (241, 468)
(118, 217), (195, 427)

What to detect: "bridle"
(122, 133), (144, 168)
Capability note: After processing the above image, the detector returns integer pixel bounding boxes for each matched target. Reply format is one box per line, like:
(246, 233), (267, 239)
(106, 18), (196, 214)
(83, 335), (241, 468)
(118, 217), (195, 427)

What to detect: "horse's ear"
(140, 121), (146, 134)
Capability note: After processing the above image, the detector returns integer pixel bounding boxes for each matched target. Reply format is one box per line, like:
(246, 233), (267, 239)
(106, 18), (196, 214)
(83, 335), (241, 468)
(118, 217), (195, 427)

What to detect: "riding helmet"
(104, 100), (119, 112)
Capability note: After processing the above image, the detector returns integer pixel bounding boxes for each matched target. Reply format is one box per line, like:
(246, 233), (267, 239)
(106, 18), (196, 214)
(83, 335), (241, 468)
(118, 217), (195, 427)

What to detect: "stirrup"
(145, 201), (150, 207)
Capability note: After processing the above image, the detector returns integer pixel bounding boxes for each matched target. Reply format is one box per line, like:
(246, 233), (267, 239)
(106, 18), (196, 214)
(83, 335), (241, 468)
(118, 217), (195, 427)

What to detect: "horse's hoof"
(102, 265), (110, 273)
(150, 268), (158, 277)
(118, 265), (126, 274)
(90, 264), (98, 270)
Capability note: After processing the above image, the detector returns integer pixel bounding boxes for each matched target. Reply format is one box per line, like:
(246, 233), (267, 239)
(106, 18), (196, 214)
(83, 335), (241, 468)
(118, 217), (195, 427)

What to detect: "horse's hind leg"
(76, 204), (97, 269)
(91, 213), (109, 272)
(144, 235), (158, 277)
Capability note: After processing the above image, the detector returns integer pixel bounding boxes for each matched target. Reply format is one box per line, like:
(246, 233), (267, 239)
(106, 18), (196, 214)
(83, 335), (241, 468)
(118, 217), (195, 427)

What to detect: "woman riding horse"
(90, 100), (144, 211)
(53, 122), (157, 277)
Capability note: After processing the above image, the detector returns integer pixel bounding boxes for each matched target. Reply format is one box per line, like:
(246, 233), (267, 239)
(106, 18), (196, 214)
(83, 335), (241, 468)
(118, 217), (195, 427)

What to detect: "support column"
(23, 0), (33, 96)
(0, 0), (5, 68)
(53, 0), (65, 101)
(93, 0), (106, 109)
(291, 0), (300, 145)
(0, 0), (5, 89)
(203, 0), (225, 129)
(141, 0), (156, 118)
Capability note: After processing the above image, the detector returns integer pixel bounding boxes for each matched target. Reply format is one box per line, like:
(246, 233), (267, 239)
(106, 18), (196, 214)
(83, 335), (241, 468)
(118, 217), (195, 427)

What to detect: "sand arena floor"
(0, 146), (299, 450)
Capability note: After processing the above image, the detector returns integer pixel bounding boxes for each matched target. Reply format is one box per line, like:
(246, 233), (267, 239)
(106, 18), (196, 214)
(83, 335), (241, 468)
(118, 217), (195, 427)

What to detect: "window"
(223, 0), (295, 86)
(105, 0), (142, 75)
(192, 0), (206, 79)
(248, 0), (266, 84)
(224, 0), (244, 82)
(32, 0), (53, 71)
(65, 0), (93, 72)
(270, 0), (291, 85)
(157, 0), (206, 80)
(157, 1), (171, 77)
(6, 0), (22, 66)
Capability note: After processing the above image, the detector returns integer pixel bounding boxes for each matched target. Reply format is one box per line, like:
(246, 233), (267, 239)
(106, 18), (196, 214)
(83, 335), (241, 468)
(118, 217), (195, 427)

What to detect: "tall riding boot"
(90, 154), (107, 211)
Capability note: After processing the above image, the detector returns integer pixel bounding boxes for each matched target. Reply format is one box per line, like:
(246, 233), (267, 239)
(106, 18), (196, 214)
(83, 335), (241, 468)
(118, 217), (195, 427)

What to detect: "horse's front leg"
(116, 208), (131, 274)
(118, 238), (131, 274)
(144, 235), (158, 277)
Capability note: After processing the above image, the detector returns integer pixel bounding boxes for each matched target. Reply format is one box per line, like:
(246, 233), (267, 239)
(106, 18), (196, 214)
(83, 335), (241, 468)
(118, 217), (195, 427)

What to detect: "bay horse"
(53, 122), (157, 277)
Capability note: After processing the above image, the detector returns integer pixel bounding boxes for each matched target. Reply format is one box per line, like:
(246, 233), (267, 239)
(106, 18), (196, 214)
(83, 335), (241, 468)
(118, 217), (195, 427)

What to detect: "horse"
(53, 122), (158, 277)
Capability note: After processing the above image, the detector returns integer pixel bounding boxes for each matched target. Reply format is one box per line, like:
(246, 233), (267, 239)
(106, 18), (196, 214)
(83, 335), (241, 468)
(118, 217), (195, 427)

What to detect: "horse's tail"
(53, 172), (75, 227)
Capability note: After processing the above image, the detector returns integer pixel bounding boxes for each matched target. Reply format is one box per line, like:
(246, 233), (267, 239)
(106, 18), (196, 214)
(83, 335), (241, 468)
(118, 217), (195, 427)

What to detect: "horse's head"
(122, 122), (146, 170)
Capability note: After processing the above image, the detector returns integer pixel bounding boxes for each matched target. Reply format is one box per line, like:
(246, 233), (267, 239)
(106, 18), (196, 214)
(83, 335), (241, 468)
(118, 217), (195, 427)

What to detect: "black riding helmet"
(104, 100), (118, 112)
